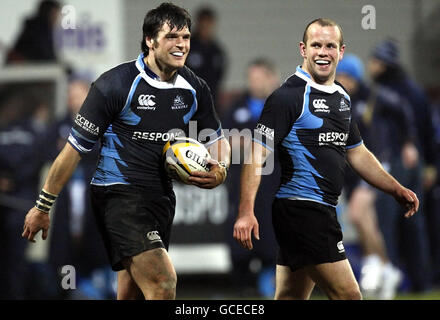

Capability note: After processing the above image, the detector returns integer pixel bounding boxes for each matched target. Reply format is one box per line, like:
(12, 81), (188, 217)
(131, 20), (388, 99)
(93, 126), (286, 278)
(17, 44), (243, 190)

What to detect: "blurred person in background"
(5, 0), (61, 64)
(0, 91), (50, 299)
(222, 58), (280, 298)
(185, 6), (227, 109)
(426, 99), (440, 287)
(368, 39), (435, 293)
(45, 78), (112, 299)
(336, 53), (416, 299)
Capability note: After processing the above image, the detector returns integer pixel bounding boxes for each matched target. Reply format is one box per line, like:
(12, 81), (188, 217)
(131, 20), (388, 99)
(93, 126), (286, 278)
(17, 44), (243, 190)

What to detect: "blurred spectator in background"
(337, 54), (412, 299)
(186, 6), (227, 109)
(222, 58), (280, 298)
(45, 78), (114, 299)
(5, 0), (61, 64)
(0, 91), (50, 299)
(427, 100), (440, 287)
(368, 39), (435, 293)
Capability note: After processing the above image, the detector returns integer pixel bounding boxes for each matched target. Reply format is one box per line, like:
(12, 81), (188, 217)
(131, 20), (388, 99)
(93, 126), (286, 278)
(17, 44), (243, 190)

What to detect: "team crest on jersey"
(339, 98), (350, 112)
(171, 95), (188, 110)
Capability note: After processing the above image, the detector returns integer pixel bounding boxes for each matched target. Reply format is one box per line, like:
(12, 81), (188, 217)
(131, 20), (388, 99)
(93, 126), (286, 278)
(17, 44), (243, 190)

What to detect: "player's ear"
(338, 44), (346, 61)
(146, 37), (155, 49)
(299, 42), (307, 58)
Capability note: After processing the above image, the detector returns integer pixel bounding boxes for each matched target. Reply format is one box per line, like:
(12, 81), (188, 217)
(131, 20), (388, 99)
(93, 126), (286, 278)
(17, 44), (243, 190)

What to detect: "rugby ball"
(163, 136), (211, 184)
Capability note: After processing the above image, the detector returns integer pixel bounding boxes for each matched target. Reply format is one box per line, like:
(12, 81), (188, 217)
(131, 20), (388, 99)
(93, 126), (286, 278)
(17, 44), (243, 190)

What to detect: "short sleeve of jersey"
(191, 79), (223, 146)
(346, 118), (363, 149)
(253, 89), (301, 152)
(68, 79), (121, 154)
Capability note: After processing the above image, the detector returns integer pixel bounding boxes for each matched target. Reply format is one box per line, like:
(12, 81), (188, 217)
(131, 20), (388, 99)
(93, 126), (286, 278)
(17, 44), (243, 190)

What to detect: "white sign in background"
(56, 0), (124, 80)
(0, 0), (124, 81)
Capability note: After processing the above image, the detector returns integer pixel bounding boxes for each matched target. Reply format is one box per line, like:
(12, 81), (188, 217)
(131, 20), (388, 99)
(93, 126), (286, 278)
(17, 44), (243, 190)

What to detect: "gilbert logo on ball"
(163, 136), (211, 184)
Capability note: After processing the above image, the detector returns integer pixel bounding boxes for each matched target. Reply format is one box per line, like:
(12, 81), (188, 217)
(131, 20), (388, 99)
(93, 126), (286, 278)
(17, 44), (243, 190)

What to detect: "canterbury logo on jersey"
(337, 241), (345, 253)
(137, 94), (156, 110)
(312, 99), (330, 113)
(146, 231), (161, 242)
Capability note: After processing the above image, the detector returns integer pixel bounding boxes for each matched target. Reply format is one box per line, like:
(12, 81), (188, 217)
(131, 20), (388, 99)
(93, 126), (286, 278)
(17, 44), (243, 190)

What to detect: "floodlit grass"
(393, 290), (440, 300)
(309, 289), (440, 300)
(180, 289), (440, 300)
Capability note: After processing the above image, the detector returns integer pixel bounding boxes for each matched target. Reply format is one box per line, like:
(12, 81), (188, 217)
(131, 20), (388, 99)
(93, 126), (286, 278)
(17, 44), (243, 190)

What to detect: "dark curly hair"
(140, 2), (192, 55)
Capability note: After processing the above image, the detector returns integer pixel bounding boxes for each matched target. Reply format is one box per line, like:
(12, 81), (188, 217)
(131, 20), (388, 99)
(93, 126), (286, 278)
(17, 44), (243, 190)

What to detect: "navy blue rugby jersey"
(68, 53), (223, 192)
(254, 66), (363, 207)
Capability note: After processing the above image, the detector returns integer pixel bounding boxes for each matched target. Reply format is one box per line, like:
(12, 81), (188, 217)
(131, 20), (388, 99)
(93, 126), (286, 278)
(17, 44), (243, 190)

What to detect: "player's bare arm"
(188, 137), (231, 189)
(346, 143), (419, 218)
(22, 143), (81, 242)
(233, 142), (271, 250)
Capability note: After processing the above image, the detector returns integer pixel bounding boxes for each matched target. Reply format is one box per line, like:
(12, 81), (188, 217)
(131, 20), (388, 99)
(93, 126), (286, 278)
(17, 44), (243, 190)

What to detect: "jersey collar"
(136, 53), (160, 80)
(296, 65), (312, 79)
(295, 65), (349, 98)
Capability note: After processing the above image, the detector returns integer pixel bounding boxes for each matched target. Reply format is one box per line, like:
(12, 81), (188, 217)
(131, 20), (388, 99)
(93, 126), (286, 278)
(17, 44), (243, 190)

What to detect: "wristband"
(217, 161), (229, 181)
(35, 189), (58, 214)
(218, 161), (229, 172)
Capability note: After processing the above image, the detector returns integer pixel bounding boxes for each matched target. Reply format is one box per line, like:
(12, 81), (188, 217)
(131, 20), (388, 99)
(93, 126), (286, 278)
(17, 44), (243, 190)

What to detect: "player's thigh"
(117, 269), (143, 300)
(125, 247), (177, 288)
(348, 186), (375, 223)
(306, 259), (361, 300)
(275, 265), (315, 300)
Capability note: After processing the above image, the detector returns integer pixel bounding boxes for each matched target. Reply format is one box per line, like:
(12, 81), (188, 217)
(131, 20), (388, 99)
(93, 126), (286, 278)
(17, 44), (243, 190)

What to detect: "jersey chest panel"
(277, 87), (353, 206)
(295, 90), (351, 152)
(113, 82), (196, 144)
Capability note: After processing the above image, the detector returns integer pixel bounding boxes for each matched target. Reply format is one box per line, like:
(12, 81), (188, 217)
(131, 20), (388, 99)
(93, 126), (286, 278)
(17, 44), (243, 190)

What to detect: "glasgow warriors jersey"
(254, 66), (362, 207)
(68, 53), (223, 193)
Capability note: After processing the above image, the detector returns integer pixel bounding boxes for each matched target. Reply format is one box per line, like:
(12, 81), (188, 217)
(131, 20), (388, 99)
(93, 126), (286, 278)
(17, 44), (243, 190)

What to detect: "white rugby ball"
(163, 136), (211, 184)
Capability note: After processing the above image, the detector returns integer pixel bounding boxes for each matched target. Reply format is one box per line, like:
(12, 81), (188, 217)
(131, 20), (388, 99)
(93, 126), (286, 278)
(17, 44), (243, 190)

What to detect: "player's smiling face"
(146, 22), (190, 79)
(300, 24), (345, 85)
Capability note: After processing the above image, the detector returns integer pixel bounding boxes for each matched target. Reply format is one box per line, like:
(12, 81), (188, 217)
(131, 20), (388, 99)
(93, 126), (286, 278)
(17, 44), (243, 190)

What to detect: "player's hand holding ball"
(189, 158), (227, 189)
(163, 136), (226, 188)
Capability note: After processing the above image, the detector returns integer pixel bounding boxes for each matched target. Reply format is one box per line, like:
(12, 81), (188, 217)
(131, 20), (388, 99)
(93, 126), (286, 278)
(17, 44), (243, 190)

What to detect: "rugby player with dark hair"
(233, 18), (419, 300)
(22, 2), (230, 300)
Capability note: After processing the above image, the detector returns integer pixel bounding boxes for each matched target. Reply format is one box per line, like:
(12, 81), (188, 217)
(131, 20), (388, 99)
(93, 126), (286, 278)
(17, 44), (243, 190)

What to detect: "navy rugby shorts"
(272, 198), (346, 272)
(91, 184), (176, 271)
